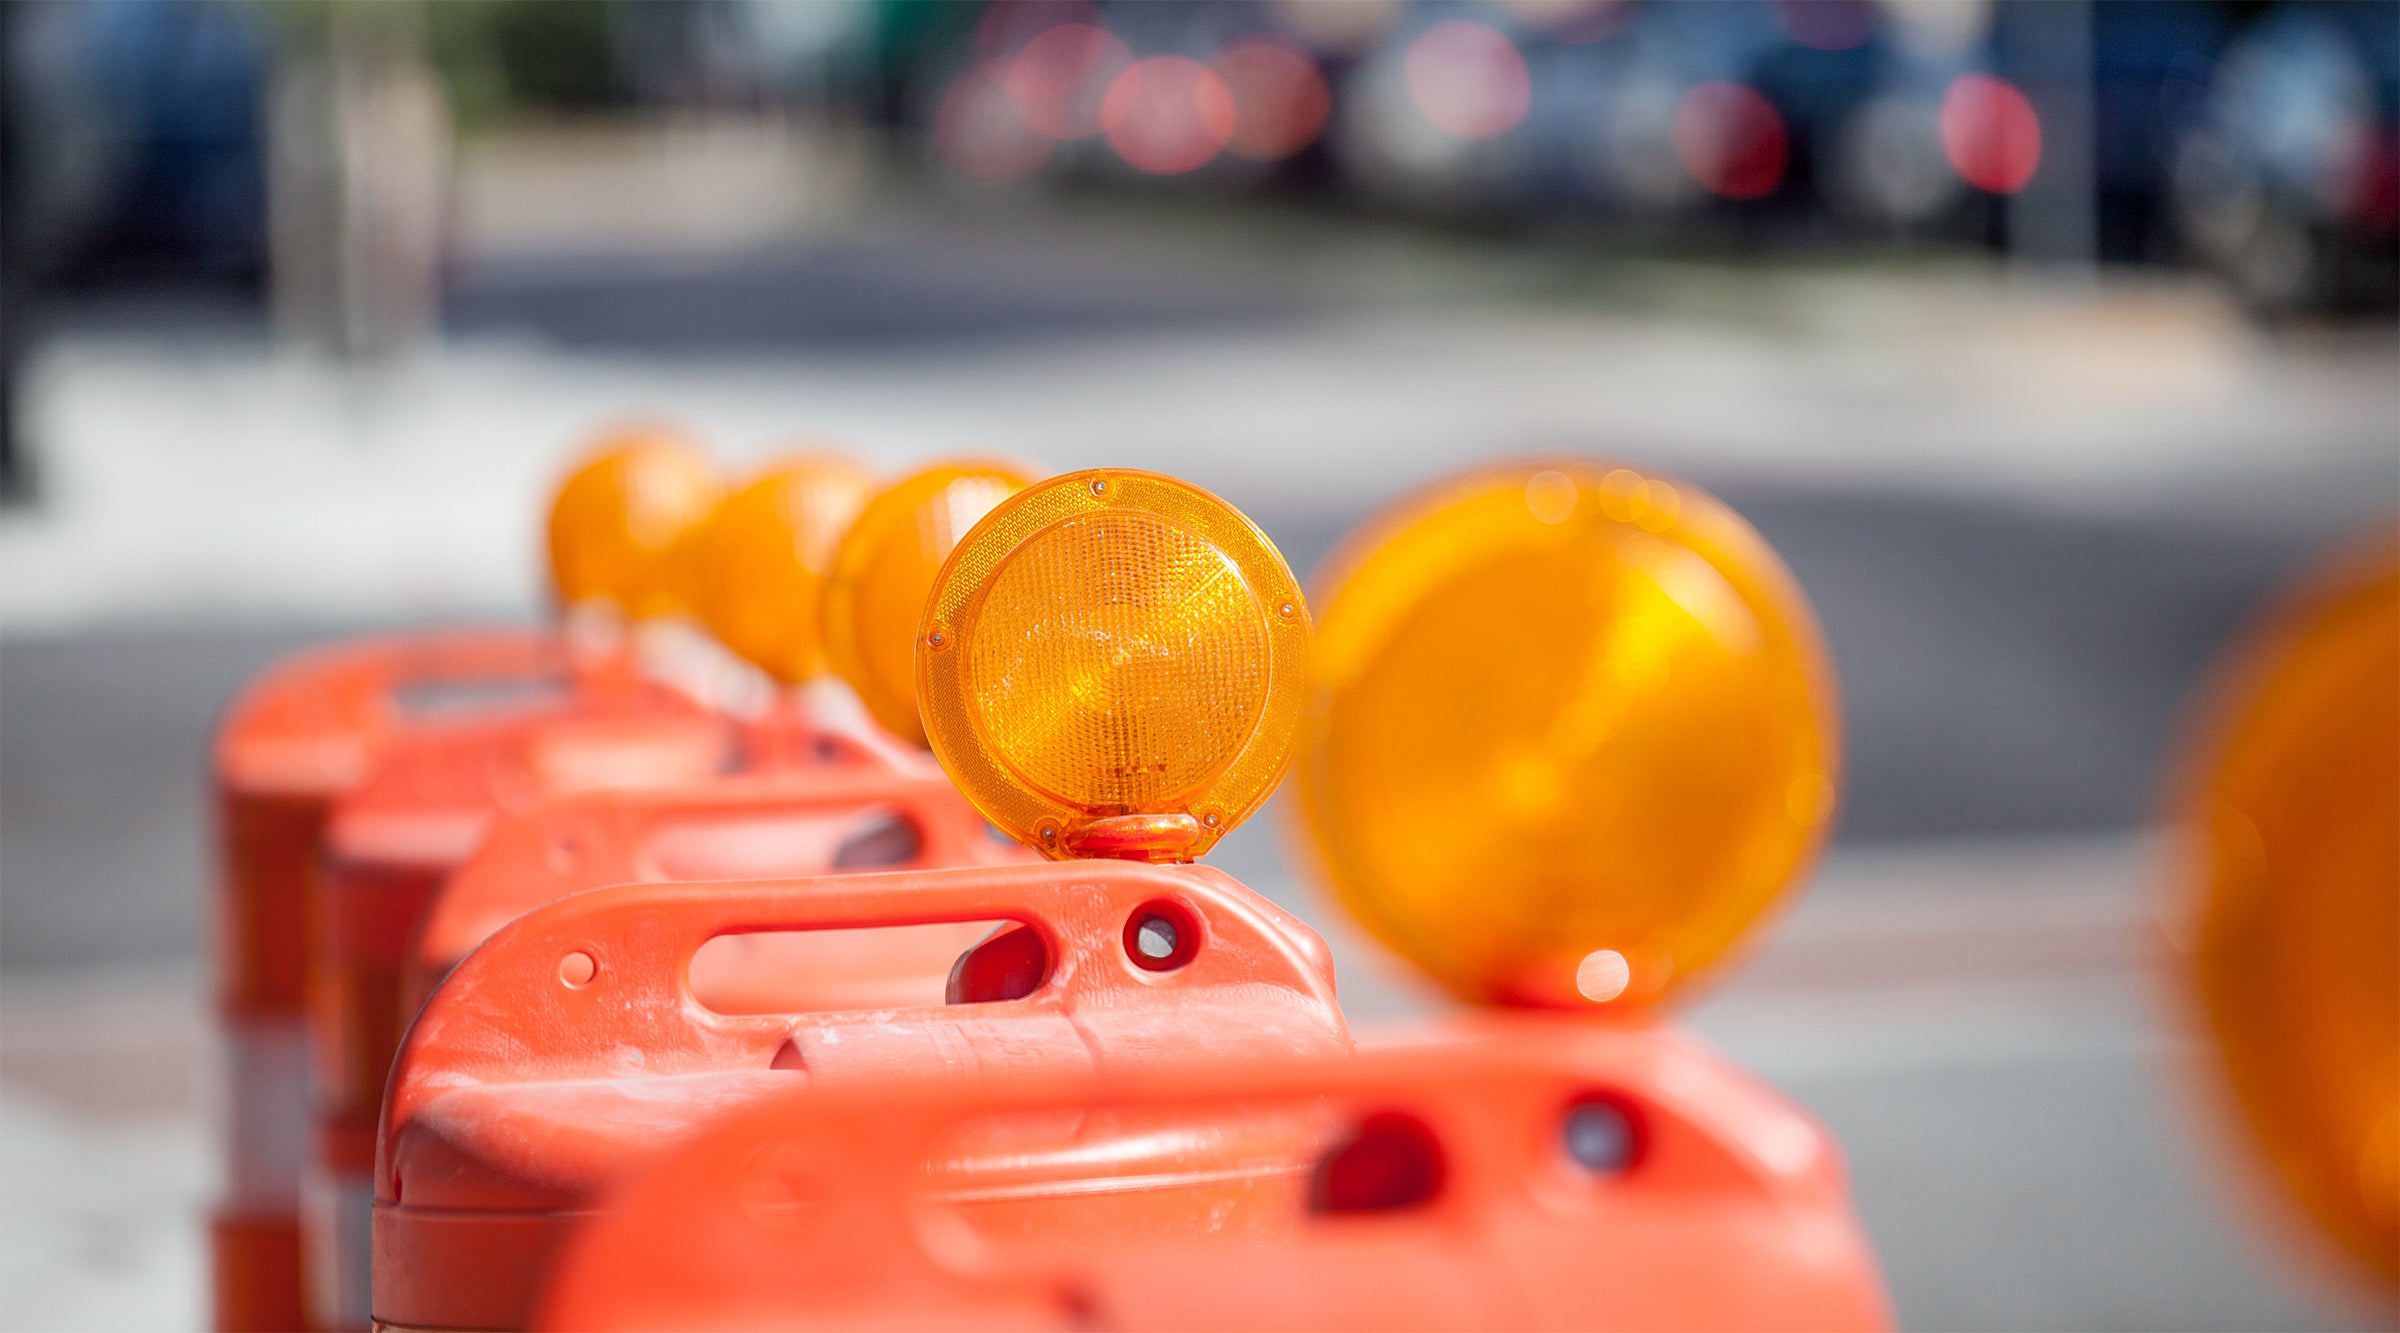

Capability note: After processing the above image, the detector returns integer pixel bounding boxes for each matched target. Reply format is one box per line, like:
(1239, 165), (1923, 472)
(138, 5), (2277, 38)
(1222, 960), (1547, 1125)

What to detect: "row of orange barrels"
(207, 427), (2395, 1330)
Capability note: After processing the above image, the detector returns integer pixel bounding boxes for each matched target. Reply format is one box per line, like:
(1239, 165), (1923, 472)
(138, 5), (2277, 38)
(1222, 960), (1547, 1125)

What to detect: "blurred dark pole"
(2005, 0), (2099, 279)
(267, 2), (448, 360)
(0, 0), (26, 507)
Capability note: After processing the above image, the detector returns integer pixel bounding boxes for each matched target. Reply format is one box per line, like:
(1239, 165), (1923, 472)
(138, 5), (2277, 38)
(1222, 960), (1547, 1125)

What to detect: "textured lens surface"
(966, 511), (1269, 809)
(1298, 464), (1836, 1008)
(917, 469), (1308, 860)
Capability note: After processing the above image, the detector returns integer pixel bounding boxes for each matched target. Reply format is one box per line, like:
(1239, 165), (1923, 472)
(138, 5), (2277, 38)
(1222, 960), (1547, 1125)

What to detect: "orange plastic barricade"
(305, 697), (743, 1330)
(210, 626), (579, 1332)
(402, 766), (1030, 1016)
(373, 861), (1349, 1332)
(537, 1017), (1889, 1332)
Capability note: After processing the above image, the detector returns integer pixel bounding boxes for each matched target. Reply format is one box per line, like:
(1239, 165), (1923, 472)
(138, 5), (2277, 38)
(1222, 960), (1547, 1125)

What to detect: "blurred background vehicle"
(1, 1), (2394, 1330)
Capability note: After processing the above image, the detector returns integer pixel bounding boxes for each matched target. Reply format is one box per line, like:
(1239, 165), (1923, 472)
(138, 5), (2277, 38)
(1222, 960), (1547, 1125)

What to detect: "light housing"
(545, 425), (721, 619)
(2176, 535), (2398, 1294)
(823, 460), (1037, 744)
(1291, 461), (1839, 1008)
(688, 454), (873, 684)
(917, 469), (1308, 862)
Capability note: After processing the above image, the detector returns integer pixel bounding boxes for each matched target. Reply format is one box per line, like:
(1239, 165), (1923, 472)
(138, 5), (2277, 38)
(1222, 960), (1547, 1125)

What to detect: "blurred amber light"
(688, 454), (873, 684)
(917, 470), (1308, 861)
(545, 424), (721, 619)
(1293, 462), (1839, 1008)
(2177, 537), (2398, 1295)
(823, 460), (1035, 746)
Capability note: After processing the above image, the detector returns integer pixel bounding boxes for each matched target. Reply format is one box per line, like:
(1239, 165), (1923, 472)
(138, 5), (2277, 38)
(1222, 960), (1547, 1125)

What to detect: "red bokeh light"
(1940, 73), (2042, 194)
(936, 63), (1054, 181)
(1213, 35), (1332, 162)
(1403, 20), (1532, 141)
(1102, 56), (1238, 175)
(1004, 23), (1134, 140)
(1672, 82), (1789, 200)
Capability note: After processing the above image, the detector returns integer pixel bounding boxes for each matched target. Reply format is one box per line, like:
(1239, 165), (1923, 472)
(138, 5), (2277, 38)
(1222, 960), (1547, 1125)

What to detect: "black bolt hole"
(1123, 899), (1201, 972)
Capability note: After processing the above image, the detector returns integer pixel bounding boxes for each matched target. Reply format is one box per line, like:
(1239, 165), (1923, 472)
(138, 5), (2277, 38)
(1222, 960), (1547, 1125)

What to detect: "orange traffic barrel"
(373, 469), (1344, 1331)
(209, 625), (585, 1332)
(401, 765), (1033, 1016)
(212, 422), (730, 1330)
(537, 1015), (1889, 1331)
(301, 694), (740, 1329)
(283, 425), (772, 1331)
(372, 862), (1351, 1331)
(300, 445), (1016, 1327)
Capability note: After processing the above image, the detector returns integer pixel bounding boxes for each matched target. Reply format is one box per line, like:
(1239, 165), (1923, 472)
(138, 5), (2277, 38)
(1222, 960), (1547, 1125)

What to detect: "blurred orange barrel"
(208, 626), (575, 1332)
(373, 861), (1350, 1332)
(303, 689), (743, 1330)
(536, 1015), (1891, 1332)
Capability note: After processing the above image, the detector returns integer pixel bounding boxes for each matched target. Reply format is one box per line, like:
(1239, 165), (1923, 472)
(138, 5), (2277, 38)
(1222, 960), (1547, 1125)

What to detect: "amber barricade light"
(369, 472), (1351, 1330)
(1292, 461), (1838, 1009)
(500, 459), (1896, 1333)
(545, 425), (723, 621)
(685, 453), (874, 687)
(2171, 534), (2399, 1299)
(823, 460), (1037, 746)
(918, 469), (1310, 863)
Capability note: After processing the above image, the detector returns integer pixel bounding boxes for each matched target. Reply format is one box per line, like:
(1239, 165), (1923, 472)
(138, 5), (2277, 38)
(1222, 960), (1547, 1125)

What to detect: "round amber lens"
(918, 469), (1308, 860)
(2179, 537), (2398, 1295)
(823, 461), (1035, 745)
(689, 454), (873, 683)
(546, 425), (720, 619)
(1293, 462), (1838, 1009)
(970, 510), (1271, 807)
